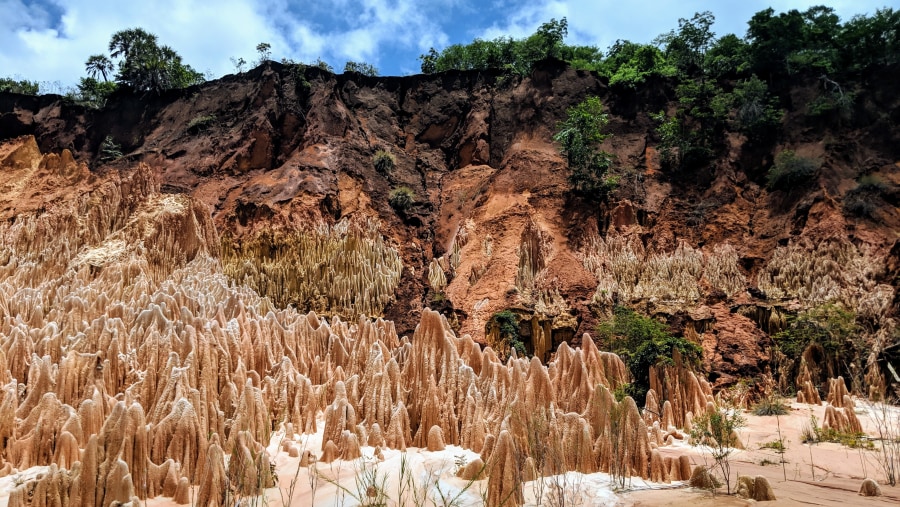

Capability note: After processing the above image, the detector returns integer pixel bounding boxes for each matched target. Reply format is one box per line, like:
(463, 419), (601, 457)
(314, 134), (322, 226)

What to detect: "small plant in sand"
(691, 405), (746, 495)
(752, 394), (789, 416)
(863, 398), (900, 486)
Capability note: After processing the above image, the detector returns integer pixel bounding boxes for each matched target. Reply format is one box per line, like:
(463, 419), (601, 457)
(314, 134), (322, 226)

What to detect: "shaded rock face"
(2, 61), (900, 386)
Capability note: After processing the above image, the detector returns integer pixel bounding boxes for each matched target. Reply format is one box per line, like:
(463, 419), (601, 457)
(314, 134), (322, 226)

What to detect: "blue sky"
(1, 0), (897, 90)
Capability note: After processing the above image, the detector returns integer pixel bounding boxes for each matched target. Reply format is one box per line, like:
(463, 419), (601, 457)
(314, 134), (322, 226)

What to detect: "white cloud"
(0, 0), (893, 86)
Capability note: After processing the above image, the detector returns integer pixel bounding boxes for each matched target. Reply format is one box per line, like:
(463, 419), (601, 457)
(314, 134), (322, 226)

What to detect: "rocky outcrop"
(3, 61), (897, 393)
(0, 136), (702, 505)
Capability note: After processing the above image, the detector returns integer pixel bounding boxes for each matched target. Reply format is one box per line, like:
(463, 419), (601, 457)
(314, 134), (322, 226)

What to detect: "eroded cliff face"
(2, 60), (899, 386)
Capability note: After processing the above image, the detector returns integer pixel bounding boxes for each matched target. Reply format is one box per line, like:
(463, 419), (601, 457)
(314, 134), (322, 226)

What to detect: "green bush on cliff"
(419, 18), (601, 75)
(0, 77), (39, 95)
(766, 150), (820, 191)
(490, 310), (527, 357)
(344, 61), (379, 76)
(553, 96), (616, 197)
(388, 187), (414, 212)
(598, 306), (702, 405)
(373, 150), (396, 174)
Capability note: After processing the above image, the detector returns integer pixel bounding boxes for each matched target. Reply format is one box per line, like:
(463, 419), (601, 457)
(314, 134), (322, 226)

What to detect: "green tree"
(103, 27), (204, 93)
(746, 8), (806, 80)
(597, 306), (702, 405)
(256, 42), (271, 64)
(553, 96), (615, 196)
(837, 8), (900, 72)
(85, 54), (114, 82)
(705, 33), (748, 78)
(599, 40), (674, 88)
(731, 75), (782, 140)
(343, 61), (379, 76)
(0, 77), (39, 95)
(657, 11), (717, 78)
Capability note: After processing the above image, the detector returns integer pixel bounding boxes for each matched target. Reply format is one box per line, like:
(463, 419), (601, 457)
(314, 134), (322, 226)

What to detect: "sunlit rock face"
(0, 137), (705, 506)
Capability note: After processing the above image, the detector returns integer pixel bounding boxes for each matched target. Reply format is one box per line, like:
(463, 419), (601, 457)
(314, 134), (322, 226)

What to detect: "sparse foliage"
(256, 42), (272, 64)
(314, 58), (334, 73)
(230, 56), (247, 73)
(344, 61), (379, 76)
(691, 406), (746, 494)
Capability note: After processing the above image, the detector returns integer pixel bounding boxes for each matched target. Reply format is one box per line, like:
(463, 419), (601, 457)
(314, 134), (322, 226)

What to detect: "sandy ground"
(625, 400), (900, 507)
(1, 400), (898, 506)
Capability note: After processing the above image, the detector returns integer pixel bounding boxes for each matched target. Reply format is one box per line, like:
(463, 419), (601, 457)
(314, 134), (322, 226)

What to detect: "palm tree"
(108, 28), (157, 60)
(85, 54), (114, 82)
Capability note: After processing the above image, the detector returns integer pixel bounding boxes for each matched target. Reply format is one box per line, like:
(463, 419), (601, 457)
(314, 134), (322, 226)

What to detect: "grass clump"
(752, 395), (789, 416)
(801, 414), (872, 448)
(388, 187), (415, 212)
(186, 114), (216, 133)
(766, 150), (819, 191)
(373, 149), (396, 174)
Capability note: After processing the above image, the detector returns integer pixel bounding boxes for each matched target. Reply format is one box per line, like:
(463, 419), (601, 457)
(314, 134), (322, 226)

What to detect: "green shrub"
(766, 150), (819, 190)
(491, 310), (527, 357)
(0, 77), (39, 95)
(373, 150), (396, 174)
(99, 136), (123, 162)
(759, 439), (786, 451)
(801, 414), (872, 448)
(843, 193), (876, 218)
(388, 187), (414, 212)
(187, 114), (216, 133)
(597, 306), (702, 405)
(856, 174), (888, 193)
(344, 61), (379, 76)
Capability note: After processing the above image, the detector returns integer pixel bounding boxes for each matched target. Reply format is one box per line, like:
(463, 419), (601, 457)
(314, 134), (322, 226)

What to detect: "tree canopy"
(88, 28), (204, 94)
